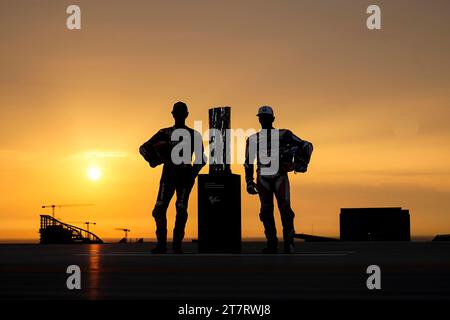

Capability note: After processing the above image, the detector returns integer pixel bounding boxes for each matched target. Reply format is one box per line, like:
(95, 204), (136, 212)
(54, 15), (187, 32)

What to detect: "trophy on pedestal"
(198, 107), (242, 253)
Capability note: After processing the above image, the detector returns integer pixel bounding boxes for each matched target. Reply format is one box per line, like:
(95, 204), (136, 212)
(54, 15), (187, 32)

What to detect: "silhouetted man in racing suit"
(245, 106), (312, 253)
(140, 102), (205, 254)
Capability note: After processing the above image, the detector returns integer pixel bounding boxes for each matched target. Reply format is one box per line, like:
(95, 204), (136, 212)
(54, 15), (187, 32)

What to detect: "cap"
(257, 105), (274, 116)
(172, 101), (188, 115)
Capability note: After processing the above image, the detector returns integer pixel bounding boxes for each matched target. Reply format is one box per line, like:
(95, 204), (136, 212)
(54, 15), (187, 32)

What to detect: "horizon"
(0, 235), (438, 244)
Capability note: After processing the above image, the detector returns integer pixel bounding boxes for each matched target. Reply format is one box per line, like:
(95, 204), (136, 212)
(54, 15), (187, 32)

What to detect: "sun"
(87, 167), (102, 181)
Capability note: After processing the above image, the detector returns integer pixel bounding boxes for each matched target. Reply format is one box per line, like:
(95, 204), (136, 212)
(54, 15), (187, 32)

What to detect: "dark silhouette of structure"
(433, 234), (450, 241)
(116, 228), (130, 243)
(66, 221), (97, 233)
(244, 106), (313, 253)
(340, 207), (411, 241)
(198, 107), (242, 253)
(294, 233), (340, 242)
(140, 102), (206, 254)
(39, 215), (103, 244)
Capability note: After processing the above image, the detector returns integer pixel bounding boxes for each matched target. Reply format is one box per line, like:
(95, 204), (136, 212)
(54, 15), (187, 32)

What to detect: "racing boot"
(151, 242), (167, 254)
(261, 238), (278, 254)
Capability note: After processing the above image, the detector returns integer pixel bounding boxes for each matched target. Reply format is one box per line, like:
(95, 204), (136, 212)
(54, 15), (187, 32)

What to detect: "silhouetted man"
(245, 106), (313, 253)
(140, 102), (206, 253)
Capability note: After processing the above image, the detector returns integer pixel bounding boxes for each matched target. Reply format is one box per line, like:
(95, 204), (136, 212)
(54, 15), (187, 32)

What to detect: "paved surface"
(0, 242), (449, 300)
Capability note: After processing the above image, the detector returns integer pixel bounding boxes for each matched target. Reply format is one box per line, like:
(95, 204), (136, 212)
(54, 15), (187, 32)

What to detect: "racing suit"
(245, 129), (310, 249)
(145, 126), (206, 248)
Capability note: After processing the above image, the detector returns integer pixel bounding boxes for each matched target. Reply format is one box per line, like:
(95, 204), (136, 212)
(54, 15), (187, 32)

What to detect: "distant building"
(340, 207), (410, 241)
(40, 215), (103, 244)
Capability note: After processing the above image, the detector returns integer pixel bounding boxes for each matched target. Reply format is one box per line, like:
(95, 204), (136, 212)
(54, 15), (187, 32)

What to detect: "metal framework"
(39, 215), (103, 244)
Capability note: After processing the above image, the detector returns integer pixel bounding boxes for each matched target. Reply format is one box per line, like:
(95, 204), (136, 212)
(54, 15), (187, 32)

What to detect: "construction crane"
(41, 204), (94, 219)
(115, 228), (131, 241)
(83, 221), (96, 233)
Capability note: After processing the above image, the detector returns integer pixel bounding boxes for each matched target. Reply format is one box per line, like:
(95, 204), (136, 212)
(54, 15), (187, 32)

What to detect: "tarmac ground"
(1, 241), (449, 300)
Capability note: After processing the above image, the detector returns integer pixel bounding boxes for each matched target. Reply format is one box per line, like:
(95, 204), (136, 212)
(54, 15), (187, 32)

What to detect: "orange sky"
(1, 0), (450, 241)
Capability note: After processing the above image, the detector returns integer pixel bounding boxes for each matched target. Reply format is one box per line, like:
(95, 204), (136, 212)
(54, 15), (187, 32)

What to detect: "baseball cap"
(257, 105), (274, 116)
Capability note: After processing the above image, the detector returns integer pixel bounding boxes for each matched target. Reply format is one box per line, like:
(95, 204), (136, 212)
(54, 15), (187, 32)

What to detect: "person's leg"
(257, 175), (278, 253)
(151, 178), (176, 253)
(274, 174), (296, 253)
(173, 179), (193, 253)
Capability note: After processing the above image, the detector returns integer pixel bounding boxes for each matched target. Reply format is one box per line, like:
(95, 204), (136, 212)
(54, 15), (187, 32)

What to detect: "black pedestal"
(198, 174), (241, 253)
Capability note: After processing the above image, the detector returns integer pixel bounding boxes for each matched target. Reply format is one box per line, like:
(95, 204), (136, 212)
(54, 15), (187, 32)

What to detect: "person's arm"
(287, 130), (313, 172)
(192, 131), (206, 177)
(287, 130), (307, 147)
(244, 137), (253, 182)
(244, 136), (258, 194)
(139, 129), (164, 163)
